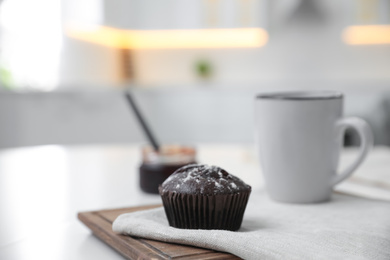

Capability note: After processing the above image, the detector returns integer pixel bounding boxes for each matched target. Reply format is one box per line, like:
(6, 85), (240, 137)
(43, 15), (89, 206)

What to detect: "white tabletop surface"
(1, 144), (389, 260)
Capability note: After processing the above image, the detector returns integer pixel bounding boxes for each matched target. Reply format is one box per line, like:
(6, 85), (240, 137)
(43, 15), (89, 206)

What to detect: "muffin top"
(160, 164), (251, 195)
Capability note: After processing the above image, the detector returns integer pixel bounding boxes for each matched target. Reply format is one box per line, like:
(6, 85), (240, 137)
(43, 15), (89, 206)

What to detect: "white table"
(1, 144), (389, 260)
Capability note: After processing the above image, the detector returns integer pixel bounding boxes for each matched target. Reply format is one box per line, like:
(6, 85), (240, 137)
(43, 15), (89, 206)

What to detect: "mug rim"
(256, 91), (343, 101)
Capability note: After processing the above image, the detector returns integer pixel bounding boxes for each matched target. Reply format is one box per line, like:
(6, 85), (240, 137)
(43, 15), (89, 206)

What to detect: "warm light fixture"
(66, 25), (268, 49)
(342, 25), (390, 45)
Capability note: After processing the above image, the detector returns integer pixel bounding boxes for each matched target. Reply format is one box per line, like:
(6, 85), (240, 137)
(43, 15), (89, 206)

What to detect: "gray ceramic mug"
(254, 91), (373, 203)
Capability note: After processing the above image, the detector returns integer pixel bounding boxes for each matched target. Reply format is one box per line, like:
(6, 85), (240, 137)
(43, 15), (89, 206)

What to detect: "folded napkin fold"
(112, 191), (390, 260)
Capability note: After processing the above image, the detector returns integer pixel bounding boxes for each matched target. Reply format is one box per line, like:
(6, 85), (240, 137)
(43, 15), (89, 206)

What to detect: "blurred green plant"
(0, 64), (14, 90)
(195, 59), (213, 80)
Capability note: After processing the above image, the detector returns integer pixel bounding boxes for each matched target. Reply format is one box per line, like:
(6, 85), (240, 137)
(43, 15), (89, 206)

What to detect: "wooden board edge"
(89, 204), (163, 215)
(78, 211), (170, 260)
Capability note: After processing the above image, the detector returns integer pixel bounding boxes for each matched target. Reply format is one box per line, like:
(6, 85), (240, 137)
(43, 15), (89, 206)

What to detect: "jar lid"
(142, 145), (196, 165)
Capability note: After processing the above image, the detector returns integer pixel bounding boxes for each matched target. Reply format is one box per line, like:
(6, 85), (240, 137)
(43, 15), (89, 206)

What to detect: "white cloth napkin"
(112, 191), (390, 260)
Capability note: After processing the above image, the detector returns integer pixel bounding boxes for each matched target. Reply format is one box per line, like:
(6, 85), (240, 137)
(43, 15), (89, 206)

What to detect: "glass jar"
(139, 145), (196, 194)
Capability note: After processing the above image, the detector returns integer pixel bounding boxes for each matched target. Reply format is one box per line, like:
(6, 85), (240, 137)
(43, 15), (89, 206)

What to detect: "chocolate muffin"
(159, 164), (251, 231)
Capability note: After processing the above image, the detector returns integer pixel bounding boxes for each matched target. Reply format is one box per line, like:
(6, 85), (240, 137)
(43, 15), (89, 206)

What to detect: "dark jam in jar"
(139, 145), (196, 194)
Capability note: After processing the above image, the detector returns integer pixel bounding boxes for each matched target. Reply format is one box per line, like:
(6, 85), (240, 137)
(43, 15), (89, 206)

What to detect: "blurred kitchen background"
(0, 0), (389, 148)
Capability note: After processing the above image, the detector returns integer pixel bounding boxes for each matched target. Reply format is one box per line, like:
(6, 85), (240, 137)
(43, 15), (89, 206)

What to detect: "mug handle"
(332, 117), (373, 186)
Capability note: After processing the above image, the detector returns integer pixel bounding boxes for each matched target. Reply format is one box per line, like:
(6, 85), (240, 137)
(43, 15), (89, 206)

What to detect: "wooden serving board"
(78, 204), (240, 260)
